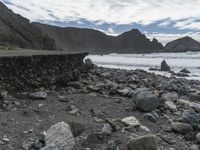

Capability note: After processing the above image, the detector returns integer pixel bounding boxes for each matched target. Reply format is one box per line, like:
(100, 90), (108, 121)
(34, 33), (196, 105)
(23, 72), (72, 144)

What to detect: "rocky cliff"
(0, 2), (56, 50)
(165, 36), (200, 52)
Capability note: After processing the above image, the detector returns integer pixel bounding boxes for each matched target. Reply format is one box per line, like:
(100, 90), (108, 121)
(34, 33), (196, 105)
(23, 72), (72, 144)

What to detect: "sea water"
(87, 52), (200, 80)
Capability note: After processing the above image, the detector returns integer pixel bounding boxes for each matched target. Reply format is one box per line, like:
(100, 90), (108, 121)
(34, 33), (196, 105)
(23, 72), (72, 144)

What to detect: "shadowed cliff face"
(33, 23), (165, 54)
(165, 36), (200, 52)
(0, 2), (56, 50)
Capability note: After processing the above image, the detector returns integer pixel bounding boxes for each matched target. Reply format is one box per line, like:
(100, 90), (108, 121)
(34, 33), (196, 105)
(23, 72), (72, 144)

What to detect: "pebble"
(121, 116), (140, 127)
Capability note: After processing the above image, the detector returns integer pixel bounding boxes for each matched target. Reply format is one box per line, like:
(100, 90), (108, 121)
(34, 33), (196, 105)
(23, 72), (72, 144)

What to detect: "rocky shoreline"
(1, 62), (200, 150)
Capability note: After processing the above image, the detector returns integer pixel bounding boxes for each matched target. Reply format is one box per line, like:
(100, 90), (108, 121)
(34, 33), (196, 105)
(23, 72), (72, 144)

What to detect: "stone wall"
(0, 52), (88, 91)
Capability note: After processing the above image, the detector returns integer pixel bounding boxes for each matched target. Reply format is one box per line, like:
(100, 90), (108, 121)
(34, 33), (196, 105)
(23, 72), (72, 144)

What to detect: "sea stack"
(161, 60), (171, 71)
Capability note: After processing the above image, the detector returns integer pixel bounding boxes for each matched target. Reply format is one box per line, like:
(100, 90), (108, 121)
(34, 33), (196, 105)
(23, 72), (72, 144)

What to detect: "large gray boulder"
(41, 122), (75, 150)
(126, 134), (158, 150)
(133, 89), (159, 112)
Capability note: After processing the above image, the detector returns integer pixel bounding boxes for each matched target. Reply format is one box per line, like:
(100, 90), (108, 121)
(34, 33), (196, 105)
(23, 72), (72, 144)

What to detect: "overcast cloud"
(1, 0), (200, 43)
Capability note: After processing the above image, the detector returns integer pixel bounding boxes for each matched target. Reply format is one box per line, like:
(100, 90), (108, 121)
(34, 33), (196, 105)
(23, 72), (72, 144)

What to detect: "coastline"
(1, 64), (200, 149)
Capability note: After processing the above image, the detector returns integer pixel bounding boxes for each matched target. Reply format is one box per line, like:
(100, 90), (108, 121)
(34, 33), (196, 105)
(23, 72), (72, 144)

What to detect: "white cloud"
(2, 0), (200, 30)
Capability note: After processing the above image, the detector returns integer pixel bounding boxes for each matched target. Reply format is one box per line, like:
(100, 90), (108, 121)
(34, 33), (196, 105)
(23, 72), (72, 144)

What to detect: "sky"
(1, 0), (200, 45)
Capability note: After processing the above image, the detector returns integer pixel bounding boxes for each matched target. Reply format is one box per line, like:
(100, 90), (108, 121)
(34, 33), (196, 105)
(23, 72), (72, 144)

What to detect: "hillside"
(33, 23), (164, 54)
(0, 1), (164, 54)
(165, 36), (200, 52)
(0, 2), (56, 50)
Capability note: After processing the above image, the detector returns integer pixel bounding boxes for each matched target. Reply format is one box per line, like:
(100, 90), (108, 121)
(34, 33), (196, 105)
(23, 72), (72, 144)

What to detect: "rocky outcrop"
(165, 36), (200, 52)
(161, 60), (170, 71)
(33, 23), (164, 54)
(0, 2), (56, 50)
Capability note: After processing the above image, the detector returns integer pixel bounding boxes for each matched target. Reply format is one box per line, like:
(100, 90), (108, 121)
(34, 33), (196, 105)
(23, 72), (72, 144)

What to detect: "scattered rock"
(133, 90), (159, 112)
(121, 116), (140, 127)
(117, 88), (130, 96)
(161, 60), (170, 71)
(97, 123), (112, 137)
(181, 110), (200, 127)
(41, 122), (75, 150)
(189, 102), (200, 112)
(161, 93), (178, 102)
(144, 113), (157, 123)
(175, 72), (189, 77)
(171, 122), (193, 134)
(29, 91), (47, 100)
(84, 58), (94, 70)
(180, 68), (191, 74)
(165, 101), (177, 111)
(126, 134), (158, 150)
(196, 132), (200, 143)
(106, 140), (119, 150)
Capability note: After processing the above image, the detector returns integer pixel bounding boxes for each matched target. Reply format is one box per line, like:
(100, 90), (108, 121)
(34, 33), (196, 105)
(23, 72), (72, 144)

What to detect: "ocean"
(87, 52), (200, 80)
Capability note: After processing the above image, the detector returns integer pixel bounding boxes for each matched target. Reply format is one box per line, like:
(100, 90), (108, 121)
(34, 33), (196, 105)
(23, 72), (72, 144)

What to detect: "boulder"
(133, 90), (159, 112)
(121, 116), (140, 127)
(161, 60), (170, 71)
(172, 122), (193, 134)
(29, 91), (47, 100)
(126, 134), (158, 150)
(41, 122), (75, 150)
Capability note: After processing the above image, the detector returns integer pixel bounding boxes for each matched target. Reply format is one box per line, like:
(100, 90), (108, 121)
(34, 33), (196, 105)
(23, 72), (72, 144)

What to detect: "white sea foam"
(87, 52), (200, 80)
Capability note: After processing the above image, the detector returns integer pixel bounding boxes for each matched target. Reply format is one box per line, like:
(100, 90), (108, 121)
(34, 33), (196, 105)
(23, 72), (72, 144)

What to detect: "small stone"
(121, 116), (140, 127)
(177, 99), (190, 105)
(98, 123), (112, 136)
(172, 122), (193, 134)
(165, 101), (177, 111)
(29, 91), (47, 100)
(196, 132), (200, 143)
(38, 104), (44, 107)
(2, 137), (10, 142)
(144, 113), (157, 123)
(190, 145), (199, 150)
(117, 88), (130, 96)
(127, 134), (157, 150)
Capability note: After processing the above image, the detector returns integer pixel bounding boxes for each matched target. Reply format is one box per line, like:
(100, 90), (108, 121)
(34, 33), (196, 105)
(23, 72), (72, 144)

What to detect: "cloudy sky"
(1, 0), (200, 44)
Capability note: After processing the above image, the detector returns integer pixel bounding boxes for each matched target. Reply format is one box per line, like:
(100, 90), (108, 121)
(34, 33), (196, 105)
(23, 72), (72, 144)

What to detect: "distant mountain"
(0, 1), (164, 54)
(165, 36), (200, 52)
(0, 2), (56, 50)
(33, 23), (164, 54)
